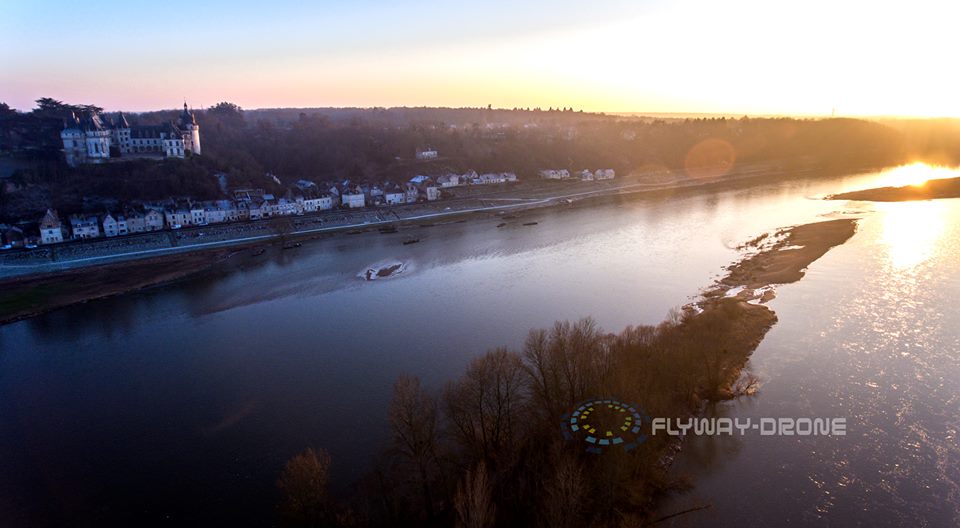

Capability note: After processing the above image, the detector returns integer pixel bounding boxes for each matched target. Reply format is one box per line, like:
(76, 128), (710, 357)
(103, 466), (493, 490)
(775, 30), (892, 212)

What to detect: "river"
(1, 165), (957, 526)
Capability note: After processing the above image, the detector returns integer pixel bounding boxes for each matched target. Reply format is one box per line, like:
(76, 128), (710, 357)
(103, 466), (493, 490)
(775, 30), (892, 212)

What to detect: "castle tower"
(179, 102), (201, 155)
(112, 112), (132, 154)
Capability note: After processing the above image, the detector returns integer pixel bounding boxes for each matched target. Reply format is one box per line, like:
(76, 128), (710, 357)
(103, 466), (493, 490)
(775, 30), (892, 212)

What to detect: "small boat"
(378, 226), (398, 234)
(522, 222), (539, 226)
(402, 238), (420, 245)
(282, 242), (302, 250)
(496, 222), (507, 228)
(252, 248), (265, 256)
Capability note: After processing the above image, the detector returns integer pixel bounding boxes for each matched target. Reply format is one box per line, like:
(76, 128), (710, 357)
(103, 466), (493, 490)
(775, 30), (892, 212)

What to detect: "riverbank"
(0, 162), (874, 325)
(826, 175), (960, 201)
(0, 159), (857, 280)
(0, 245), (242, 325)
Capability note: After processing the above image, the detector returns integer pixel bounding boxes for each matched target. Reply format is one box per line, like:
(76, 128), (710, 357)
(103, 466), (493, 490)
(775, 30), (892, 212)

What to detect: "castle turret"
(112, 111), (132, 154)
(179, 102), (201, 155)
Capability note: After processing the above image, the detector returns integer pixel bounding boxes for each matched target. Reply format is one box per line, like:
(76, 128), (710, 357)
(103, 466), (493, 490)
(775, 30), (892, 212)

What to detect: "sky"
(2, 0), (960, 116)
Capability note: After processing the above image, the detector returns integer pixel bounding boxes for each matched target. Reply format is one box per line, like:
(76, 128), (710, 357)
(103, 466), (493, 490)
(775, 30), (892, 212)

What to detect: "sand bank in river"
(827, 176), (960, 202)
(713, 218), (858, 291)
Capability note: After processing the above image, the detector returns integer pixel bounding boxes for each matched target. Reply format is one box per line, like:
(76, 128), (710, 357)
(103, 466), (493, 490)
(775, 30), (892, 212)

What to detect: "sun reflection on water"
(878, 200), (949, 270)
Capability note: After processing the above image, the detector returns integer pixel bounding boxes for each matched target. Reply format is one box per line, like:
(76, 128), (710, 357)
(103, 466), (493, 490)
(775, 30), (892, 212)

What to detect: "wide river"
(1, 165), (958, 526)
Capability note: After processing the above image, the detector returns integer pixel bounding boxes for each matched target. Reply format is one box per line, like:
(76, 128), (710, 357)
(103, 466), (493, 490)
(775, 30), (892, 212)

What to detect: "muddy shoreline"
(0, 246), (244, 325)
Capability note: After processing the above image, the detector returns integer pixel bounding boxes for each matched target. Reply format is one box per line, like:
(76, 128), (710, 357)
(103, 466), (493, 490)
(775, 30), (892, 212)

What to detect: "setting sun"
(872, 163), (956, 188)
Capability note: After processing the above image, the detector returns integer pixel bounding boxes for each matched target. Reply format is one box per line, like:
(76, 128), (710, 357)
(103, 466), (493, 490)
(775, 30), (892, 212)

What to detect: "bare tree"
(454, 462), (496, 528)
(388, 375), (442, 517)
(277, 447), (334, 527)
(522, 318), (609, 419)
(445, 348), (527, 465)
(538, 453), (585, 528)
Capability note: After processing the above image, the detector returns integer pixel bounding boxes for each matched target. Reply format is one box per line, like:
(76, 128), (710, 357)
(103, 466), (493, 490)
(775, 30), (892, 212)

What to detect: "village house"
(236, 201), (250, 221)
(100, 213), (128, 236)
(579, 169), (594, 181)
(39, 209), (64, 245)
(415, 148), (438, 160)
(275, 198), (298, 216)
(385, 186), (406, 205)
(437, 173), (460, 187)
(539, 169), (571, 180)
(404, 183), (420, 204)
(144, 208), (165, 231)
(190, 203), (206, 225)
(124, 208), (146, 233)
(259, 197), (276, 218)
(164, 205), (192, 229)
(102, 213), (120, 237)
(595, 168), (615, 180)
(116, 214), (129, 235)
(341, 187), (365, 208)
(70, 215), (101, 239)
(217, 200), (240, 222)
(248, 201), (263, 220)
(3, 226), (26, 248)
(476, 172), (518, 185)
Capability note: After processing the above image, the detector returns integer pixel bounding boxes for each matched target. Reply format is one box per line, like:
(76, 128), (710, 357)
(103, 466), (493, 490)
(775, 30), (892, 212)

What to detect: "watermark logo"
(562, 398), (847, 453)
(561, 398), (650, 454)
(651, 417), (846, 436)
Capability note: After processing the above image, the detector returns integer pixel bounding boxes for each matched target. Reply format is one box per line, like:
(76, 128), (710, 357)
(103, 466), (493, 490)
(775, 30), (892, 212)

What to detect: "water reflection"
(3, 165), (959, 526)
(878, 200), (949, 270)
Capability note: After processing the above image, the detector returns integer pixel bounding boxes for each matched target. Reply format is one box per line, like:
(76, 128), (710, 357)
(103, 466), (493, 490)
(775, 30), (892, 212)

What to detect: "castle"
(61, 103), (201, 167)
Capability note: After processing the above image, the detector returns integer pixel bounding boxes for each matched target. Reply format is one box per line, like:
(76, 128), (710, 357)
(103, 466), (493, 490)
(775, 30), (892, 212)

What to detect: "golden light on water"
(879, 200), (949, 270)
(873, 163), (956, 189)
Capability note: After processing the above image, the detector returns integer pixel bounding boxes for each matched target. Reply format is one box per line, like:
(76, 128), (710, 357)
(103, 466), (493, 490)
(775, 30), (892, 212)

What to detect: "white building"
(539, 169), (571, 180)
(203, 202), (228, 224)
(437, 174), (460, 187)
(404, 184), (420, 204)
(303, 195), (333, 212)
(595, 168), (615, 180)
(275, 198), (298, 216)
(385, 189), (406, 205)
(579, 169), (594, 181)
(190, 204), (206, 225)
(416, 148), (438, 160)
(125, 209), (146, 233)
(116, 214), (128, 235)
(165, 206), (192, 229)
(102, 213), (120, 237)
(144, 208), (165, 231)
(342, 189), (365, 209)
(39, 209), (64, 245)
(69, 215), (100, 239)
(61, 103), (201, 167)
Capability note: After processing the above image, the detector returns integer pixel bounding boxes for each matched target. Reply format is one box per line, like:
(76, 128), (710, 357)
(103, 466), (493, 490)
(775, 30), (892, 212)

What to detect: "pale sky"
(2, 0), (959, 116)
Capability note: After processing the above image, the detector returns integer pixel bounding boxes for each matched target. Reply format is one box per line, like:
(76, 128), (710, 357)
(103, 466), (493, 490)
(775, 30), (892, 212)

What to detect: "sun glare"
(879, 200), (949, 270)
(873, 163), (955, 189)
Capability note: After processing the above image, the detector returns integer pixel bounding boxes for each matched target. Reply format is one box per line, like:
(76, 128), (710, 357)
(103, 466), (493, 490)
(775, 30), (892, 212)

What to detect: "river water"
(1, 165), (957, 526)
